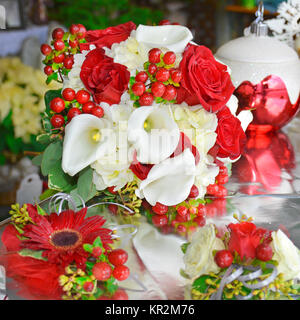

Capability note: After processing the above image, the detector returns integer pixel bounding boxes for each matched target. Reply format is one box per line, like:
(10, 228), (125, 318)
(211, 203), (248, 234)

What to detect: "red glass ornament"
(235, 75), (300, 133)
(233, 130), (295, 195)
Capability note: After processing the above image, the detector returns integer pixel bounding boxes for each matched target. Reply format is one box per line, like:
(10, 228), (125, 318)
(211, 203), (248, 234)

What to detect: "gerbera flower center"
(50, 229), (82, 250)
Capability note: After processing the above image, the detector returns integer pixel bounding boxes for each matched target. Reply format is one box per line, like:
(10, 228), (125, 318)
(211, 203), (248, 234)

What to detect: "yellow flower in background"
(0, 57), (60, 143)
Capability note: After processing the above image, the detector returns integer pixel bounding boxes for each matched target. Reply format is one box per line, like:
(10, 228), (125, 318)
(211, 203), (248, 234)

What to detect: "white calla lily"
(137, 148), (196, 206)
(135, 24), (193, 53)
(62, 114), (113, 176)
(128, 106), (180, 164)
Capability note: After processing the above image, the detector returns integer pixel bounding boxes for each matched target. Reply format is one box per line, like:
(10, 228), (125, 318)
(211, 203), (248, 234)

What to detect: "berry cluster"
(41, 24), (87, 84)
(142, 184), (208, 237)
(49, 88), (104, 129)
(129, 48), (182, 107)
(80, 237), (130, 300)
(206, 165), (229, 198)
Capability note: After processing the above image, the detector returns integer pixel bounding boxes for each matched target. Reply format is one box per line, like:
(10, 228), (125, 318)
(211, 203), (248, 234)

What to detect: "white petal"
(226, 95), (239, 115)
(135, 24), (193, 53)
(62, 114), (113, 176)
(128, 106), (180, 164)
(139, 149), (196, 206)
(237, 110), (253, 132)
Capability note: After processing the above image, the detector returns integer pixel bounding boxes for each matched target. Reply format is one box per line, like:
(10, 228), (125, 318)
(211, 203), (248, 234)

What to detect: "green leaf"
(39, 188), (59, 201)
(192, 275), (210, 293)
(93, 236), (103, 248)
(32, 153), (43, 166)
(46, 72), (58, 84)
(83, 243), (93, 253)
(48, 161), (75, 192)
(19, 249), (47, 261)
(105, 277), (118, 294)
(36, 133), (52, 145)
(0, 154), (6, 165)
(41, 140), (63, 176)
(36, 204), (48, 216)
(75, 276), (90, 286)
(77, 167), (97, 202)
(181, 242), (190, 254)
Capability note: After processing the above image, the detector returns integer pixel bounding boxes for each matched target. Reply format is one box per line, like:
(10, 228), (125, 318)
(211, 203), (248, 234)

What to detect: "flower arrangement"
(182, 215), (300, 300)
(36, 21), (253, 223)
(0, 197), (131, 300)
(0, 57), (59, 165)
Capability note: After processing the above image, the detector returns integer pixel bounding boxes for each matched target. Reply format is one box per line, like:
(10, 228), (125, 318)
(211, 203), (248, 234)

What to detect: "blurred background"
(0, 0), (297, 220)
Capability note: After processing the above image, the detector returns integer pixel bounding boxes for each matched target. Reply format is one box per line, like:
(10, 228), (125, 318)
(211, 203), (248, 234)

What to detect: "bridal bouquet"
(37, 21), (253, 220)
(182, 216), (300, 300)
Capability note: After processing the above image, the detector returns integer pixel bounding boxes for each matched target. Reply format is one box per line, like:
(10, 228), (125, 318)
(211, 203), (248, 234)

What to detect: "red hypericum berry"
(67, 107), (82, 120)
(139, 92), (154, 106)
(215, 250), (233, 268)
(69, 39), (79, 48)
(52, 28), (65, 40)
(256, 244), (273, 262)
(194, 216), (206, 227)
(216, 173), (229, 185)
(41, 44), (52, 56)
(151, 81), (166, 97)
(50, 97), (65, 113)
(69, 24), (80, 35)
(170, 69), (182, 83)
(148, 63), (157, 75)
(189, 185), (199, 199)
(82, 101), (95, 113)
(175, 213), (190, 223)
(215, 185), (228, 198)
(132, 82), (145, 96)
(54, 40), (65, 51)
(152, 214), (168, 227)
(92, 262), (112, 281)
(76, 90), (90, 104)
(64, 56), (74, 69)
(152, 202), (168, 215)
(159, 19), (171, 25)
(205, 203), (218, 217)
(219, 166), (228, 176)
(107, 186), (117, 194)
(92, 247), (102, 258)
(113, 265), (130, 281)
(112, 289), (128, 300)
(91, 106), (104, 118)
(162, 85), (176, 101)
(62, 88), (76, 101)
(177, 224), (187, 233)
(108, 249), (128, 266)
(197, 203), (205, 216)
(83, 281), (94, 292)
(50, 114), (65, 128)
(177, 206), (188, 217)
(135, 71), (148, 83)
(148, 48), (162, 64)
(77, 24), (87, 39)
(53, 53), (65, 63)
(172, 22), (180, 25)
(163, 51), (176, 65)
(206, 184), (219, 196)
(156, 68), (170, 82)
(108, 204), (118, 215)
(44, 65), (53, 75)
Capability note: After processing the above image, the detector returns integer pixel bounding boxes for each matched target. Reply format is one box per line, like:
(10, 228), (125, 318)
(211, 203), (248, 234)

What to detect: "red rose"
(80, 48), (130, 105)
(215, 107), (246, 160)
(80, 21), (136, 51)
(228, 222), (269, 260)
(177, 45), (235, 113)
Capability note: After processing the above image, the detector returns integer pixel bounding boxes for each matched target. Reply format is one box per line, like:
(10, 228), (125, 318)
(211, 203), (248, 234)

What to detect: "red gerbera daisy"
(22, 208), (113, 268)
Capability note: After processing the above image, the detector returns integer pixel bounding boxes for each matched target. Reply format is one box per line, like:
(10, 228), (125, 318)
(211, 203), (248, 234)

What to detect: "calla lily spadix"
(136, 148), (196, 206)
(127, 106), (180, 165)
(62, 114), (113, 176)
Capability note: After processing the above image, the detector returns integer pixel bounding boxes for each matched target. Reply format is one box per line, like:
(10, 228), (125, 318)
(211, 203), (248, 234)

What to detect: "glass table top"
(1, 118), (300, 300)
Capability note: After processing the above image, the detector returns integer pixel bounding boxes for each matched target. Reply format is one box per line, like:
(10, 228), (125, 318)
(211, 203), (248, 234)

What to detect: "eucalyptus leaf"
(41, 140), (63, 176)
(77, 167), (97, 202)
